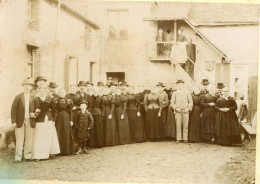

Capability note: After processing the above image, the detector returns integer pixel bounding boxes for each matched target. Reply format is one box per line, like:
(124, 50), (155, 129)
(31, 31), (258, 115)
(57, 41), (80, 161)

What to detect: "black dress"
(200, 94), (218, 141)
(188, 94), (202, 142)
(101, 95), (118, 146)
(215, 97), (242, 145)
(127, 94), (145, 143)
(112, 95), (132, 144)
(54, 97), (74, 155)
(164, 89), (176, 139)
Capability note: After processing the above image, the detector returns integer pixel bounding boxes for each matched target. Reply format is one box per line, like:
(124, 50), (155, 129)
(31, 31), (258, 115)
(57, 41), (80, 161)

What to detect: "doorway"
(106, 72), (125, 83)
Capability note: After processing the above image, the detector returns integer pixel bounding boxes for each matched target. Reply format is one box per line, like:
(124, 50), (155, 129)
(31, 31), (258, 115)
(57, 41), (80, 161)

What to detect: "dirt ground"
(0, 141), (255, 183)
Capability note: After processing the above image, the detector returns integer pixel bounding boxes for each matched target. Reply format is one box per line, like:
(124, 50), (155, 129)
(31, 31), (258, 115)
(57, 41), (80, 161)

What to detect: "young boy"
(74, 100), (93, 154)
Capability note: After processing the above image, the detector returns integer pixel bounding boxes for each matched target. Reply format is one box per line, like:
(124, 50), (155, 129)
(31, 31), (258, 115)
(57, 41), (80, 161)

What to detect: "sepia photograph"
(0, 0), (259, 184)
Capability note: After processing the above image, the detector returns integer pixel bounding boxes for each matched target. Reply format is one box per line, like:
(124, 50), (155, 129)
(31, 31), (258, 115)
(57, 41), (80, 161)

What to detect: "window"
(107, 9), (129, 38)
(85, 27), (92, 51)
(26, 45), (41, 78)
(28, 0), (40, 30)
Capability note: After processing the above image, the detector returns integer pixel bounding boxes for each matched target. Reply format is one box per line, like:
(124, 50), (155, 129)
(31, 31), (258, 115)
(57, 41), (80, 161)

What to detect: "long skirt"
(127, 110), (145, 143)
(114, 106), (132, 144)
(56, 111), (74, 155)
(157, 108), (166, 139)
(32, 120), (60, 159)
(201, 110), (215, 141)
(215, 111), (242, 145)
(104, 106), (118, 146)
(146, 108), (159, 140)
(89, 121), (96, 148)
(165, 105), (176, 138)
(94, 115), (105, 147)
(189, 106), (201, 142)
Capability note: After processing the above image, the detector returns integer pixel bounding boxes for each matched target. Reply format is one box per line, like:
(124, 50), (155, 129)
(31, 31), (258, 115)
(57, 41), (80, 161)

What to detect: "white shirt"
(24, 93), (30, 118)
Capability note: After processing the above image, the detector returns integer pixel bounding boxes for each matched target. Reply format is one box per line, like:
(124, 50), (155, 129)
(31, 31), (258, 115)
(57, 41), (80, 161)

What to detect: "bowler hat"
(156, 82), (165, 87)
(122, 81), (129, 86)
(217, 83), (225, 89)
(48, 82), (59, 88)
(35, 76), (47, 83)
(176, 79), (185, 84)
(21, 77), (34, 86)
(86, 81), (93, 86)
(79, 100), (88, 105)
(201, 79), (209, 85)
(97, 81), (104, 86)
(78, 81), (87, 86)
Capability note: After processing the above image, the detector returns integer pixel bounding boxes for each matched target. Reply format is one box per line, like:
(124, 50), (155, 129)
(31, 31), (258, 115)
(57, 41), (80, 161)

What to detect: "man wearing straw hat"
(11, 77), (38, 163)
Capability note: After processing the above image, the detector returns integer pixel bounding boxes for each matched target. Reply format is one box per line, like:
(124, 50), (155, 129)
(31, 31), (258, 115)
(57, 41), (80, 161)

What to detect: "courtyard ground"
(0, 141), (256, 183)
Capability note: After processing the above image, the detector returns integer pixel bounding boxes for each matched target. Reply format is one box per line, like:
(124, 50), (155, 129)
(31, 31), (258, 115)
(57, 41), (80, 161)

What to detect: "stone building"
(0, 0), (100, 127)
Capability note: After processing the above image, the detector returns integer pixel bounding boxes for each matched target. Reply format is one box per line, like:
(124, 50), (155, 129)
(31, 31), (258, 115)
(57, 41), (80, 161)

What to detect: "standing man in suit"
(171, 80), (193, 143)
(11, 77), (37, 163)
(186, 38), (196, 78)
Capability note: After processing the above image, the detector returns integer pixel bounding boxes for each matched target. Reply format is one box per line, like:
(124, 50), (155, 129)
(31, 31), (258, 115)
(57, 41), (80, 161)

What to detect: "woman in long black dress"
(188, 88), (202, 142)
(214, 87), (242, 146)
(165, 83), (176, 139)
(127, 87), (145, 143)
(101, 87), (118, 146)
(200, 86), (218, 143)
(55, 89), (74, 155)
(91, 88), (105, 147)
(113, 88), (132, 144)
(144, 86), (162, 141)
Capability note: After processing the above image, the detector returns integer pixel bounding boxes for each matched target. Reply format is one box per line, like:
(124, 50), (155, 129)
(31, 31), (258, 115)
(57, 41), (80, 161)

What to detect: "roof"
(51, 0), (99, 29)
(187, 3), (260, 25)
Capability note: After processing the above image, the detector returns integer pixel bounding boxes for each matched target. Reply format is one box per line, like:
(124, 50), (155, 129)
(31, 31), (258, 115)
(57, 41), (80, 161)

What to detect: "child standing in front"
(74, 100), (93, 154)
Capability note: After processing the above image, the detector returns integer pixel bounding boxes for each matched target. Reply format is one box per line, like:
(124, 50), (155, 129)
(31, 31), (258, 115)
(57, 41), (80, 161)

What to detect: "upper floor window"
(107, 9), (129, 39)
(28, 0), (40, 31)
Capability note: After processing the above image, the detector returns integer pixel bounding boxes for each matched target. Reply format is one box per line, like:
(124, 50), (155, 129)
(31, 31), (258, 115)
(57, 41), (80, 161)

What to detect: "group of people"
(11, 76), (242, 163)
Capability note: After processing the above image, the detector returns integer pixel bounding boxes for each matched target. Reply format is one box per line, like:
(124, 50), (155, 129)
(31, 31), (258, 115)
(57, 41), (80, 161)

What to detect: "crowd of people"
(11, 76), (242, 163)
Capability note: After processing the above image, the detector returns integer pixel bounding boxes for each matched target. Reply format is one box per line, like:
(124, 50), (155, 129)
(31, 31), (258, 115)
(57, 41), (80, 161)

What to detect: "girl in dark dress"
(188, 88), (202, 142)
(127, 87), (145, 143)
(101, 87), (118, 146)
(91, 88), (105, 147)
(55, 89), (74, 155)
(214, 87), (242, 146)
(113, 88), (132, 144)
(200, 86), (218, 142)
(165, 83), (176, 139)
(144, 86), (162, 141)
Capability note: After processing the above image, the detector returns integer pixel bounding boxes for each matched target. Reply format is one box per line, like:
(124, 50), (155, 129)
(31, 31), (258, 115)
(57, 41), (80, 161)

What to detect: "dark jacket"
(186, 43), (196, 61)
(34, 97), (57, 122)
(11, 93), (37, 128)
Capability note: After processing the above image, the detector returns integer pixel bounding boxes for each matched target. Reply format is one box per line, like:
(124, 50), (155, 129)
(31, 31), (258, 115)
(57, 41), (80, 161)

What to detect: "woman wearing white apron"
(32, 87), (60, 161)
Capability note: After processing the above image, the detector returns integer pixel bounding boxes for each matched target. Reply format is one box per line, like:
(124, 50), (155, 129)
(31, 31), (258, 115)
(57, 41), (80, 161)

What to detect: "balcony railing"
(145, 41), (188, 62)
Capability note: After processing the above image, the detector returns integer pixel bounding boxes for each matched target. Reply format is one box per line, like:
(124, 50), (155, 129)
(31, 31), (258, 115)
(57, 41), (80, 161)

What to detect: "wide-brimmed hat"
(156, 82), (165, 87)
(176, 79), (185, 84)
(217, 83), (225, 89)
(201, 79), (209, 85)
(97, 81), (104, 86)
(21, 77), (34, 86)
(35, 76), (47, 83)
(78, 81), (87, 86)
(79, 100), (88, 105)
(48, 82), (59, 88)
(86, 81), (93, 86)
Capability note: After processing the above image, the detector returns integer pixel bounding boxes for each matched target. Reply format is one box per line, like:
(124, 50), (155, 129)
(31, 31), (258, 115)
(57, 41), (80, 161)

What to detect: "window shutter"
(32, 48), (41, 79)
(29, 0), (40, 31)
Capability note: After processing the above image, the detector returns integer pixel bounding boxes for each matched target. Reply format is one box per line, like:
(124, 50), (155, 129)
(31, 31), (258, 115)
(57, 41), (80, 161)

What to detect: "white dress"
(32, 115), (60, 159)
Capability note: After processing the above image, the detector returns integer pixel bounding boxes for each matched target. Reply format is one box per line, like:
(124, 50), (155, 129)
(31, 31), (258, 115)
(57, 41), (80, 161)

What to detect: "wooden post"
(174, 20), (177, 42)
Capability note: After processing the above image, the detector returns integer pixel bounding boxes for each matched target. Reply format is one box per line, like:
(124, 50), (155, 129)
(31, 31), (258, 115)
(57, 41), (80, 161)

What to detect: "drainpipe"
(52, 1), (61, 81)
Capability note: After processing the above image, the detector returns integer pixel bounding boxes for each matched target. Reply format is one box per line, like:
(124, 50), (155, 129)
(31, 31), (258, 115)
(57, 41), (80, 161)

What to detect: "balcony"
(145, 41), (188, 63)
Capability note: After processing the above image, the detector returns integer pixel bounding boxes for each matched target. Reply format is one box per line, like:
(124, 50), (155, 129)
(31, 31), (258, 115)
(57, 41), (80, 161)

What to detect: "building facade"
(0, 0), (100, 126)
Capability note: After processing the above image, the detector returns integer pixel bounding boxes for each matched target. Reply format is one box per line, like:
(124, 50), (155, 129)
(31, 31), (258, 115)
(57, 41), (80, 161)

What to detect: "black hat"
(156, 82), (165, 87)
(97, 81), (104, 86)
(217, 83), (225, 89)
(86, 81), (94, 86)
(48, 82), (59, 88)
(78, 81), (87, 86)
(201, 79), (209, 85)
(176, 79), (185, 84)
(109, 82), (117, 87)
(79, 100), (88, 105)
(122, 81), (129, 87)
(35, 76), (47, 83)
